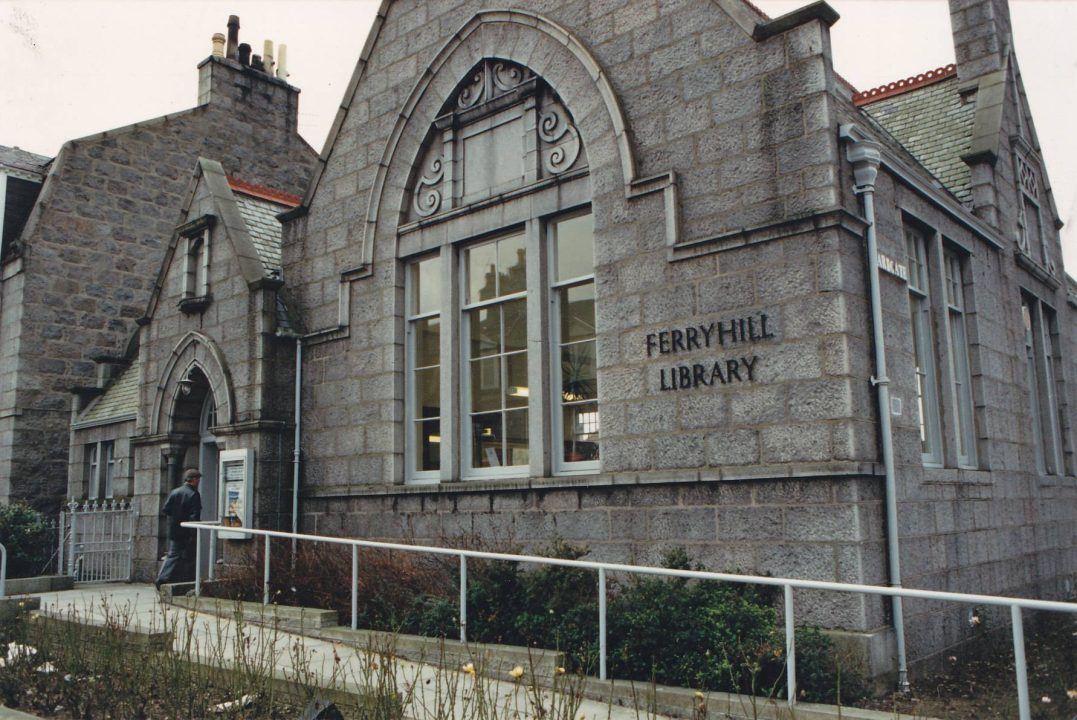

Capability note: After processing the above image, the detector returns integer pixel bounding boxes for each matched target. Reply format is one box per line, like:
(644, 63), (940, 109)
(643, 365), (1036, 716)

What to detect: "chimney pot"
(238, 43), (252, 66)
(276, 43), (289, 81)
(263, 39), (275, 76)
(226, 15), (240, 59)
(252, 54), (265, 72)
(211, 33), (226, 58)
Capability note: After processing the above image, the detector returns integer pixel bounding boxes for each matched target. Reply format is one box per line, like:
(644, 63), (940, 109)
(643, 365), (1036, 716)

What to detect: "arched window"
(401, 59), (596, 483)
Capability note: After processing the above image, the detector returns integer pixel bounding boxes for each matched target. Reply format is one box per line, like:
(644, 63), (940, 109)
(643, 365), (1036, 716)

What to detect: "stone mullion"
(525, 218), (550, 478)
(438, 242), (459, 482)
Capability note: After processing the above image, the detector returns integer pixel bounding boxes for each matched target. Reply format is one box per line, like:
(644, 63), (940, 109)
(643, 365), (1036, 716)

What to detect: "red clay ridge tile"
(227, 176), (302, 207)
(853, 64), (957, 106)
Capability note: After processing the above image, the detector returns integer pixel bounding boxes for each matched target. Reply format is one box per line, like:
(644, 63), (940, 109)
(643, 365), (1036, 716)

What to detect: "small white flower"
(1066, 689), (1077, 700)
(1041, 696), (1051, 703)
(462, 661), (476, 676)
(509, 665), (524, 680)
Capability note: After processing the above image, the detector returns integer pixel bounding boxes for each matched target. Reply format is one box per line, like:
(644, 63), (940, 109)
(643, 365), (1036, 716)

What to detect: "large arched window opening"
(400, 59), (597, 483)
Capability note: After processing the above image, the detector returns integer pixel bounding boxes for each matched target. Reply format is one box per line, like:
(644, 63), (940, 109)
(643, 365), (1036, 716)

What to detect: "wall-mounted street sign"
(878, 252), (909, 282)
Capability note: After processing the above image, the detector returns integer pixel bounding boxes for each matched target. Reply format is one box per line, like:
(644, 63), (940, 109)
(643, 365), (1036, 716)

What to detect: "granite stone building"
(55, 0), (1076, 680)
(0, 19), (317, 509)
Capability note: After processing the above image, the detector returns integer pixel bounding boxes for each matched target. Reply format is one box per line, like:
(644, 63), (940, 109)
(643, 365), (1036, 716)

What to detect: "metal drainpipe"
(292, 336), (302, 543)
(844, 136), (910, 692)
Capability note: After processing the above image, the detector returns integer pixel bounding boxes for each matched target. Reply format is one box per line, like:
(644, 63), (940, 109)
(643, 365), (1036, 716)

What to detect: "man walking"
(155, 467), (203, 590)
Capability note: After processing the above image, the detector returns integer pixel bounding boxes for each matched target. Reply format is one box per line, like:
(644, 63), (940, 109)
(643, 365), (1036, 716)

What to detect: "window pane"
(415, 419), (441, 472)
(413, 317), (440, 368)
(411, 257), (441, 315)
(555, 213), (595, 281)
(469, 307), (500, 357)
(505, 409), (529, 466)
(470, 357), (501, 412)
(559, 284), (596, 342)
(561, 341), (597, 402)
(414, 366), (440, 419)
(562, 403), (600, 463)
(503, 299), (527, 353)
(505, 352), (529, 409)
(472, 413), (502, 468)
(466, 242), (498, 302)
(498, 233), (527, 295)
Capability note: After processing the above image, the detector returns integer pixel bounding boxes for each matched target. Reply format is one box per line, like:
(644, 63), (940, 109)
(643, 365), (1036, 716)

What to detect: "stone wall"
(0, 57), (316, 509)
(280, 0), (1075, 673)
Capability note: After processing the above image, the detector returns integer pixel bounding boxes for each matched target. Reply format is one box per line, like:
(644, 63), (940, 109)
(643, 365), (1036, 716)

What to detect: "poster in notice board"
(218, 449), (253, 540)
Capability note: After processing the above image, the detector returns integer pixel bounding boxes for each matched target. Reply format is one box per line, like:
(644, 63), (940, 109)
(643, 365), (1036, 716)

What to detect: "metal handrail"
(183, 521), (1077, 720)
(0, 542), (6, 597)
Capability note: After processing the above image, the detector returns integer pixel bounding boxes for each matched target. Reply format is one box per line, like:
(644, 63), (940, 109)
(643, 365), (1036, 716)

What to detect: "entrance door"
(198, 395), (220, 578)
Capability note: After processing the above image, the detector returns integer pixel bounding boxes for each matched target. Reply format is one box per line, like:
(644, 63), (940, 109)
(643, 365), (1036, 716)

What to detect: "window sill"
(178, 294), (212, 314)
(921, 466), (994, 485)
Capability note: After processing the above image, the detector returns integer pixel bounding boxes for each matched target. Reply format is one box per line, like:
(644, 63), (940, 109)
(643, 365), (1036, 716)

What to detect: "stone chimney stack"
(196, 16), (300, 132)
(949, 0), (1014, 83)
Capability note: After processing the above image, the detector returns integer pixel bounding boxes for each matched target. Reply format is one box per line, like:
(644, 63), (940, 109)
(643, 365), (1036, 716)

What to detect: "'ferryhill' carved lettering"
(645, 314), (774, 356)
(646, 313), (775, 391)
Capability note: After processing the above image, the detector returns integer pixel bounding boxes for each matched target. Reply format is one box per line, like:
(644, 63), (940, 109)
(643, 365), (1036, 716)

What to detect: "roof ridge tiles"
(853, 63), (957, 107)
(226, 176), (302, 207)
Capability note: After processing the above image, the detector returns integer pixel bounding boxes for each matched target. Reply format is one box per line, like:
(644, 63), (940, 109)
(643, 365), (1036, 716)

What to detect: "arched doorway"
(169, 366), (220, 577)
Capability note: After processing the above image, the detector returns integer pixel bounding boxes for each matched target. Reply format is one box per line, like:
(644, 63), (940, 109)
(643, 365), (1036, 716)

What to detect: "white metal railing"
(183, 521), (1077, 720)
(0, 542), (6, 597)
(64, 499), (138, 583)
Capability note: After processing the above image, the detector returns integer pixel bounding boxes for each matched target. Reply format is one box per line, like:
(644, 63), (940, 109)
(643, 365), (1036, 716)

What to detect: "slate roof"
(859, 73), (975, 205)
(79, 362), (139, 425)
(0, 145), (51, 177)
(234, 193), (287, 274)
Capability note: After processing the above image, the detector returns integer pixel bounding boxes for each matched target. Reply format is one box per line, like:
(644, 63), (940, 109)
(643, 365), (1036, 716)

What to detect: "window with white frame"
(462, 231), (530, 475)
(550, 213), (599, 472)
(943, 250), (977, 468)
(1022, 294), (1066, 475)
(906, 226), (943, 465)
(403, 210), (598, 483)
(406, 256), (442, 482)
(401, 58), (595, 483)
(85, 440), (116, 499)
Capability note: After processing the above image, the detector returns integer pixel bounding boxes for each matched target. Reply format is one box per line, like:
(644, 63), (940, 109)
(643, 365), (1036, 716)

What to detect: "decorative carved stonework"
(456, 60), (533, 110)
(1016, 153), (1039, 198)
(538, 104), (581, 175)
(413, 155), (444, 218)
(406, 59), (587, 222)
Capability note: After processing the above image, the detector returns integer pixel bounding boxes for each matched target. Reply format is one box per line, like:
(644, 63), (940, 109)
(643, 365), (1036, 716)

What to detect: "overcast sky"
(1, 0), (1073, 271)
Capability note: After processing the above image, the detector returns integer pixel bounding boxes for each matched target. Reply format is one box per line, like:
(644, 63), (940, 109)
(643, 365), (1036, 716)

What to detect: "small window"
(184, 230), (210, 298)
(906, 227), (943, 465)
(85, 440), (115, 499)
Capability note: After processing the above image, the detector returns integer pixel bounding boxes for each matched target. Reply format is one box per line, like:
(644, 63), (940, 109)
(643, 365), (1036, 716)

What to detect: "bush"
(0, 503), (52, 579)
(211, 539), (865, 703)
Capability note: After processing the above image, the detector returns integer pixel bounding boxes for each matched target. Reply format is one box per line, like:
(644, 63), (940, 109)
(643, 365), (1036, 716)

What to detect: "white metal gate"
(60, 499), (138, 583)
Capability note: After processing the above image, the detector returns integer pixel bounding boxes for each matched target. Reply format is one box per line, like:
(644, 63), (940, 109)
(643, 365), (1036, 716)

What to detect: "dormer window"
(1014, 150), (1054, 274)
(186, 232), (209, 297)
(176, 214), (215, 313)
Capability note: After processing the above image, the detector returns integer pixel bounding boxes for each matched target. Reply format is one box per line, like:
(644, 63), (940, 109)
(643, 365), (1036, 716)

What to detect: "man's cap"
(183, 468), (202, 481)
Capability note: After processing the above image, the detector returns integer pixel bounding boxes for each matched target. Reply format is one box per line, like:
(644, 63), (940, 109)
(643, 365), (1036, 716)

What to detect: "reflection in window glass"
(463, 233), (529, 471)
(551, 213), (599, 469)
(943, 250), (976, 468)
(407, 256), (441, 475)
(905, 227), (942, 465)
